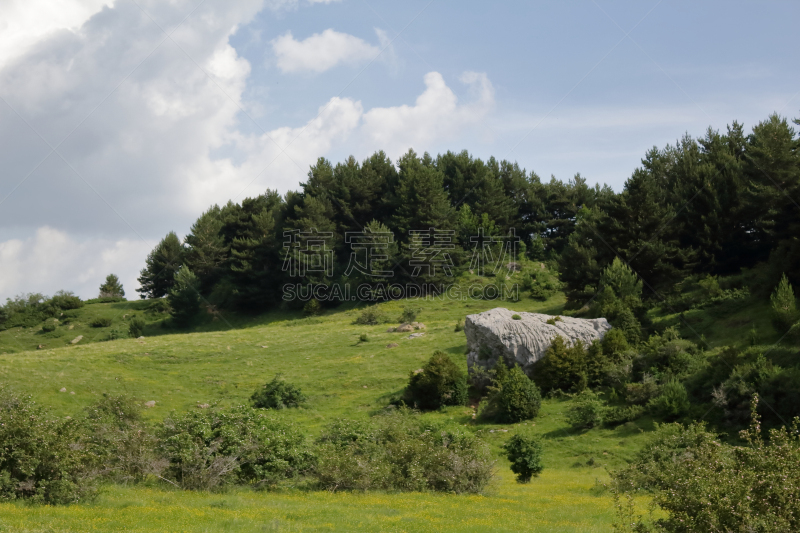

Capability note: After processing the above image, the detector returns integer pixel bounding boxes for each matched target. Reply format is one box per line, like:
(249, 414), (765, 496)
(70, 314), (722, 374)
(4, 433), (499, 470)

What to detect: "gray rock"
(70, 335), (83, 344)
(144, 401), (156, 408)
(465, 307), (611, 376)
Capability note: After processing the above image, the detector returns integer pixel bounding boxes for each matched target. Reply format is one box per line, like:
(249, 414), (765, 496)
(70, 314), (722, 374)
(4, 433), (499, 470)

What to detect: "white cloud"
(0, 227), (151, 300)
(0, 0), (114, 70)
(0, 1), (495, 300)
(361, 71), (495, 157)
(271, 28), (390, 73)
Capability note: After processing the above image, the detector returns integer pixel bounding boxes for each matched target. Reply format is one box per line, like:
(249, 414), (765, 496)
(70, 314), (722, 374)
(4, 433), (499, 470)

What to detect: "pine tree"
(137, 231), (184, 299)
(168, 267), (200, 327)
(770, 273), (797, 331)
(99, 274), (125, 299)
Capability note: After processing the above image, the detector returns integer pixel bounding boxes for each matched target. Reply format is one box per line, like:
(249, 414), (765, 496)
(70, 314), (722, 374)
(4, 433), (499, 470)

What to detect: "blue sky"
(0, 0), (798, 299)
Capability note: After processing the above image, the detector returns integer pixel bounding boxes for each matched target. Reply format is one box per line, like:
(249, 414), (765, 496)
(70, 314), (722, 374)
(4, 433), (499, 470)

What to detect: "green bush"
(529, 283), (550, 301)
(359, 333), (369, 342)
(159, 405), (312, 490)
(314, 410), (493, 493)
(611, 398), (800, 533)
(403, 351), (468, 410)
(49, 290), (83, 310)
(40, 320), (57, 333)
(512, 314), (522, 320)
(454, 319), (464, 332)
(503, 432), (544, 483)
(0, 387), (96, 503)
(90, 317), (113, 328)
(647, 379), (689, 420)
(104, 325), (129, 341)
(482, 363), (542, 423)
(398, 306), (419, 323)
(566, 390), (605, 428)
(604, 404), (646, 425)
(352, 306), (388, 325)
(250, 375), (306, 410)
(129, 316), (146, 338)
(84, 394), (162, 483)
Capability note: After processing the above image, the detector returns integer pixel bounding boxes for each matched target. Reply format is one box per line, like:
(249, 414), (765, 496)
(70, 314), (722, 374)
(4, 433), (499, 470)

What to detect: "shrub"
(49, 290), (83, 310)
(352, 306), (388, 325)
(105, 325), (129, 341)
(770, 273), (797, 331)
(303, 299), (322, 316)
(482, 363), (542, 423)
(611, 397), (800, 533)
(403, 351), (468, 410)
(398, 306), (420, 323)
(84, 394), (163, 483)
(545, 316), (562, 325)
(90, 317), (113, 328)
(314, 410), (494, 493)
(454, 319), (464, 332)
(503, 432), (544, 483)
(624, 374), (660, 405)
(359, 333), (369, 342)
(129, 316), (146, 338)
(534, 336), (588, 392)
(605, 404), (646, 425)
(159, 405), (312, 490)
(647, 378), (689, 420)
(250, 375), (306, 410)
(566, 390), (605, 428)
(529, 283), (549, 301)
(41, 320), (57, 333)
(0, 387), (96, 503)
(602, 328), (629, 357)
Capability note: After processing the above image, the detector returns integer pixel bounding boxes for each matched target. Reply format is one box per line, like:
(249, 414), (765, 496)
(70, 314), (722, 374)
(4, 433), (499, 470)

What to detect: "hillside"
(0, 277), (656, 532)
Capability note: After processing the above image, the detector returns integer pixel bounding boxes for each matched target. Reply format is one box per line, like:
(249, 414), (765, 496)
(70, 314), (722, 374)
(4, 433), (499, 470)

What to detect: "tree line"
(138, 112), (800, 316)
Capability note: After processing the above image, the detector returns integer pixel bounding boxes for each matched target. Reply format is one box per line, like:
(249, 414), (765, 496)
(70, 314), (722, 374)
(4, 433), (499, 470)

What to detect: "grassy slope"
(0, 286), (658, 532)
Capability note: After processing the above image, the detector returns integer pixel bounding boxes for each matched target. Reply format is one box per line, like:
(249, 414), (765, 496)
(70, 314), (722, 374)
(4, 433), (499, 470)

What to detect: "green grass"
(0, 284), (657, 532)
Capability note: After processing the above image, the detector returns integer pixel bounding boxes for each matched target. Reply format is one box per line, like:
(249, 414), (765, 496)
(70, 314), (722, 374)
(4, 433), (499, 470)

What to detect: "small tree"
(771, 273), (797, 331)
(167, 267), (200, 328)
(534, 336), (588, 392)
(137, 231), (184, 299)
(503, 432), (544, 483)
(99, 274), (125, 299)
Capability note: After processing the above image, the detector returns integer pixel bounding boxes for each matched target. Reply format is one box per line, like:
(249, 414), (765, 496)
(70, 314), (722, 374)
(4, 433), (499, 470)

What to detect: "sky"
(0, 0), (798, 300)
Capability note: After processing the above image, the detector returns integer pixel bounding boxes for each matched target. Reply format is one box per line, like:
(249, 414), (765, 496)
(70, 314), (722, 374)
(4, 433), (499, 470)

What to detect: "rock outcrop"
(465, 308), (611, 376)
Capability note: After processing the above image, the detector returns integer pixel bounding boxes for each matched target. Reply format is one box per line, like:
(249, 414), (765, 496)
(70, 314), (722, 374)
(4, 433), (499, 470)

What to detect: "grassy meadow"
(0, 283), (659, 532)
(1, 268), (777, 532)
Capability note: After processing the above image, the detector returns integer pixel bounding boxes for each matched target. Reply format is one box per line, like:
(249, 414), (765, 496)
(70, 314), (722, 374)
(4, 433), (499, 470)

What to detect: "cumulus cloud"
(0, 227), (151, 300)
(0, 0), (494, 300)
(361, 71), (495, 157)
(271, 28), (391, 73)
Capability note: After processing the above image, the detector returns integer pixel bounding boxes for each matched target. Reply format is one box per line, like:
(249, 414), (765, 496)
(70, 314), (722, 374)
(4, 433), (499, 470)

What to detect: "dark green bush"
(403, 351), (468, 410)
(0, 387), (96, 504)
(90, 317), (113, 328)
(129, 316), (146, 338)
(534, 336), (588, 393)
(482, 363), (542, 423)
(352, 306), (388, 325)
(770, 273), (797, 331)
(250, 375), (306, 410)
(314, 410), (493, 493)
(159, 405), (312, 490)
(454, 319), (464, 332)
(40, 320), (57, 333)
(303, 299), (322, 316)
(503, 432), (544, 483)
(512, 314), (522, 320)
(605, 404), (646, 425)
(104, 325), (129, 341)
